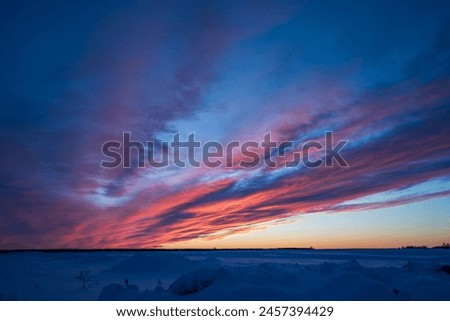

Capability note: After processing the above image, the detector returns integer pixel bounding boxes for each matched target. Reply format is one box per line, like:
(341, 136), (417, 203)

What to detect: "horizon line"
(1, 246), (448, 253)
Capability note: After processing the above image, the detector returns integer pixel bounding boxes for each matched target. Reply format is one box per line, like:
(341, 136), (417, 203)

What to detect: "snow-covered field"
(0, 249), (449, 300)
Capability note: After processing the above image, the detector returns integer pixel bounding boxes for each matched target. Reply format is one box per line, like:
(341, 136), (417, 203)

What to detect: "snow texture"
(0, 249), (449, 300)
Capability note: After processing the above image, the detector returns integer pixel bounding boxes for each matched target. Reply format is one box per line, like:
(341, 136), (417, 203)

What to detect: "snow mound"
(170, 268), (228, 295)
(98, 284), (140, 301)
(98, 259), (450, 300)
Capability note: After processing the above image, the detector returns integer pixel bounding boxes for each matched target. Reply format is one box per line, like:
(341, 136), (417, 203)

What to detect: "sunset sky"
(1, 0), (449, 249)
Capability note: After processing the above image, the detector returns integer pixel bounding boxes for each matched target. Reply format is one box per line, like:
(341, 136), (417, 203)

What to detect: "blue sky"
(0, 0), (449, 249)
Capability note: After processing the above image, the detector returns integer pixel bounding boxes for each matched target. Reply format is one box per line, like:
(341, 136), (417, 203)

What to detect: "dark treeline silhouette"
(401, 243), (449, 250)
(434, 242), (450, 249)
